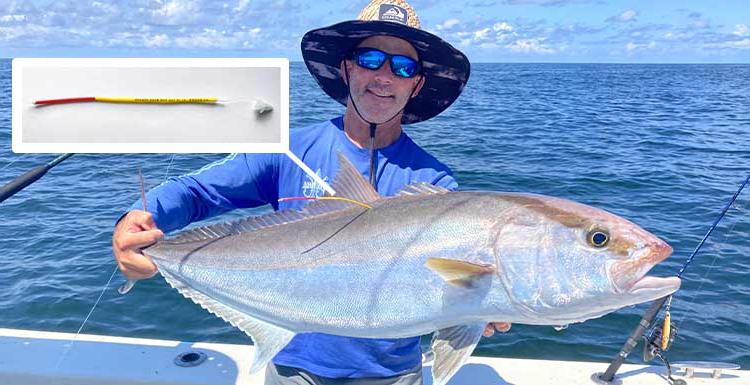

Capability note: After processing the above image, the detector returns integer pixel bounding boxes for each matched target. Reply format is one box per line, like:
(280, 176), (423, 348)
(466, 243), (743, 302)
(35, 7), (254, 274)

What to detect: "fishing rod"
(596, 174), (750, 384)
(0, 153), (74, 204)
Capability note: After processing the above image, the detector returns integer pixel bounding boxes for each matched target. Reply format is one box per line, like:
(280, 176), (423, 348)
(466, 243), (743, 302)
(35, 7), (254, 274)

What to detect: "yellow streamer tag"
(95, 97), (218, 104)
(315, 196), (372, 209)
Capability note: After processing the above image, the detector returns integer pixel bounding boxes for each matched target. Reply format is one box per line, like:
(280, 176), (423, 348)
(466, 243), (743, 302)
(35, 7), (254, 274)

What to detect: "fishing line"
(53, 266), (119, 370)
(657, 182), (748, 333)
(670, 194), (747, 334)
(636, 193), (747, 385)
(56, 158), (174, 369)
(163, 154), (176, 181)
(600, 174), (750, 383)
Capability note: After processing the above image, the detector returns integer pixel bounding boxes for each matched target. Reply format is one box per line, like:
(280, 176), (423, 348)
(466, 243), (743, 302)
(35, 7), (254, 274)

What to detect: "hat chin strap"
(342, 62), (422, 190)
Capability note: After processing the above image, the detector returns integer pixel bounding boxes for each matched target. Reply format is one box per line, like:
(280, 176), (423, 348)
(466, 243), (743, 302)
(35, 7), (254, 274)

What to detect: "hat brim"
(301, 20), (470, 124)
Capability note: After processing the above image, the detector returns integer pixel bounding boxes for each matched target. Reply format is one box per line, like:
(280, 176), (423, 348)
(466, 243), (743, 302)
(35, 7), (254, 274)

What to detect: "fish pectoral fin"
(158, 269), (295, 373)
(429, 323), (485, 385)
(425, 258), (495, 288)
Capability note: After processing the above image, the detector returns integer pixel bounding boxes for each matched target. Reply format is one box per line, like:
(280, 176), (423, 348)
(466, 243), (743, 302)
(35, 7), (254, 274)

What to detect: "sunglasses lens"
(352, 48), (420, 78)
(357, 49), (387, 70)
(391, 55), (419, 78)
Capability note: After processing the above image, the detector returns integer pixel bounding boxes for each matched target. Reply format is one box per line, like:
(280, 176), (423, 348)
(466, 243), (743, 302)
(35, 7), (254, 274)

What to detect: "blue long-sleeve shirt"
(129, 116), (457, 378)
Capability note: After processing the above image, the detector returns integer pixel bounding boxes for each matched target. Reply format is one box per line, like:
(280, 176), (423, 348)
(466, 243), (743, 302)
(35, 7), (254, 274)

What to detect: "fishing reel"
(643, 312), (686, 385)
(643, 316), (678, 362)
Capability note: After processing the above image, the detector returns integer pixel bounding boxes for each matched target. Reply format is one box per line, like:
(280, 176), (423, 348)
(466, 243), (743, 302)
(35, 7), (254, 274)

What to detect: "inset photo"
(12, 58), (288, 153)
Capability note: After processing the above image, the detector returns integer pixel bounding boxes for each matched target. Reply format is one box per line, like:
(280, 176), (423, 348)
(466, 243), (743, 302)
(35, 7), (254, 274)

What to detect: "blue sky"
(1, 0), (748, 62)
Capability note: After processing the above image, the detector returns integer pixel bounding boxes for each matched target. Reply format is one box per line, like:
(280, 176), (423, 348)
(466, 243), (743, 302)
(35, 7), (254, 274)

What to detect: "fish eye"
(588, 229), (609, 248)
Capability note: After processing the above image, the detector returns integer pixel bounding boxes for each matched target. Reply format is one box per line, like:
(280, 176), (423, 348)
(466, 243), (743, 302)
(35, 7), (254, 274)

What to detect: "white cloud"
(174, 28), (224, 48)
(171, 26), (263, 49)
(625, 41), (656, 52)
(145, 33), (170, 47)
(607, 9), (637, 23)
(234, 0), (251, 13)
(709, 39), (750, 50)
(149, 0), (202, 26)
(436, 18), (460, 31)
(506, 38), (555, 54)
(733, 24), (749, 37)
(493, 22), (513, 32)
(504, 0), (594, 6)
(0, 23), (51, 42)
(619, 10), (637, 22)
(663, 31), (689, 41)
(0, 14), (26, 22)
(473, 27), (492, 42)
(0, 0), (302, 53)
(690, 18), (710, 29)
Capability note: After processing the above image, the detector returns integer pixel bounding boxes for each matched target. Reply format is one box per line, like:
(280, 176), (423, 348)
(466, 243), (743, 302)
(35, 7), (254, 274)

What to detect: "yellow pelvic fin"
(425, 258), (495, 288)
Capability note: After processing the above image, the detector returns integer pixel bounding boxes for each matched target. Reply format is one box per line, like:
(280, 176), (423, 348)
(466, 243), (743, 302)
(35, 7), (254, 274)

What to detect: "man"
(113, 1), (509, 384)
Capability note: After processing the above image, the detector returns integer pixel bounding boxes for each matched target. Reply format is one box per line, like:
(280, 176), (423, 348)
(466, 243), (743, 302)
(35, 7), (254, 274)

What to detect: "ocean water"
(1, 60), (749, 371)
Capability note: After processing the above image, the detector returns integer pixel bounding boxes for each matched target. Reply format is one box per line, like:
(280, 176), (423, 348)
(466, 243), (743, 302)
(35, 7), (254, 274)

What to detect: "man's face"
(341, 35), (424, 124)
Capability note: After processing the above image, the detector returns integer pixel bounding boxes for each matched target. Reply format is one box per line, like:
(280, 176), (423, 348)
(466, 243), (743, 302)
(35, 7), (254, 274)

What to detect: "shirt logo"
(302, 169), (328, 198)
(379, 4), (408, 25)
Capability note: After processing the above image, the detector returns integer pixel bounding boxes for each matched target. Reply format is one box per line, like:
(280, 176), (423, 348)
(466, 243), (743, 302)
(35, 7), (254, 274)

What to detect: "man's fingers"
(494, 322), (511, 333)
(115, 229), (164, 251)
(131, 228), (164, 246)
(484, 322), (512, 337)
(133, 210), (158, 230)
(116, 246), (158, 279)
(112, 210), (162, 280)
(122, 210), (158, 231)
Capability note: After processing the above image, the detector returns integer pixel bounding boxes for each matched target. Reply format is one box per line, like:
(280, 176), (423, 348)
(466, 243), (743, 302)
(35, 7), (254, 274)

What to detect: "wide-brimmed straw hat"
(301, 0), (470, 124)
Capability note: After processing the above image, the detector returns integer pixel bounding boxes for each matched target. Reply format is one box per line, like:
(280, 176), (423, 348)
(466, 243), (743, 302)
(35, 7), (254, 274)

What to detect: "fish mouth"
(629, 275), (681, 295)
(612, 239), (680, 296)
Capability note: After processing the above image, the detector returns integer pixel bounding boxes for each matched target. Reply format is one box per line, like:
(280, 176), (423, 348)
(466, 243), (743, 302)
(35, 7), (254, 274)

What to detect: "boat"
(1, 327), (745, 385)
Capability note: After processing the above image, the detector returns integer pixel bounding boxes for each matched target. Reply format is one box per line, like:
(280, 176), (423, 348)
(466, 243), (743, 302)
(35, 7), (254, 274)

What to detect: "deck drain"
(174, 351), (208, 367)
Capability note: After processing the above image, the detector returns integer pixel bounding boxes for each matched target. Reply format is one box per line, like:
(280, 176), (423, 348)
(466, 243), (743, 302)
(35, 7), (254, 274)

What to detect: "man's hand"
(112, 210), (164, 280)
(484, 322), (512, 337)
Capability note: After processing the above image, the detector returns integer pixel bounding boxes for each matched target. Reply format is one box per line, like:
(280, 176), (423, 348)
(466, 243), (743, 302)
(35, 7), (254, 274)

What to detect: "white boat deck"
(0, 328), (745, 385)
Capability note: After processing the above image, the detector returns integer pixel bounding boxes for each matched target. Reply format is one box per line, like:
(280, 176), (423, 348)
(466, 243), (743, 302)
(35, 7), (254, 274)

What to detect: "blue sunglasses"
(349, 47), (422, 78)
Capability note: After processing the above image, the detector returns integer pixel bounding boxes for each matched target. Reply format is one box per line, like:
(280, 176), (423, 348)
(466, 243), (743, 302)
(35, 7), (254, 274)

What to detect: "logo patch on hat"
(378, 4), (408, 25)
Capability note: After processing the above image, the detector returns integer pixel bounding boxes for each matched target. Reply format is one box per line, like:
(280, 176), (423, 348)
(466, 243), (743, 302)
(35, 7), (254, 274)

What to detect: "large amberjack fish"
(143, 154), (680, 385)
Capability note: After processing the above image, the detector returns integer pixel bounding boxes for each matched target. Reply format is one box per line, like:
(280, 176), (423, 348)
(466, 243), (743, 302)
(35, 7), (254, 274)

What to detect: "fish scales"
(147, 192), (508, 337)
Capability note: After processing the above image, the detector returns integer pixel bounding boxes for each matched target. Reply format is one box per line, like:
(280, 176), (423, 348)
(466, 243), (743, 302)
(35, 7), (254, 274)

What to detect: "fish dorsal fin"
(160, 153), (377, 245)
(297, 153), (380, 215)
(332, 152), (380, 202)
(157, 268), (295, 373)
(429, 323), (486, 385)
(425, 257), (496, 288)
(397, 182), (451, 197)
